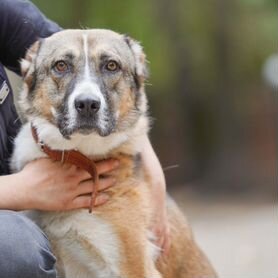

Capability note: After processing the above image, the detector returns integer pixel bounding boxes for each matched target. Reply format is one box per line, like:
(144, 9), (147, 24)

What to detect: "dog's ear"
(123, 35), (149, 89)
(21, 40), (42, 89)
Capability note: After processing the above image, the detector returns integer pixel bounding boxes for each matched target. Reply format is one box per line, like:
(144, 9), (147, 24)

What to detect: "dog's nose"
(74, 95), (101, 117)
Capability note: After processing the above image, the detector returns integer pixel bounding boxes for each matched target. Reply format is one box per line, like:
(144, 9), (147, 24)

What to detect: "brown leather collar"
(31, 124), (98, 213)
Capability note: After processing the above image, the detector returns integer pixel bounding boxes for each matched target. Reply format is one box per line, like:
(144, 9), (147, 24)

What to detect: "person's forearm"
(142, 136), (170, 253)
(142, 136), (167, 207)
(0, 0), (61, 74)
(0, 173), (30, 210)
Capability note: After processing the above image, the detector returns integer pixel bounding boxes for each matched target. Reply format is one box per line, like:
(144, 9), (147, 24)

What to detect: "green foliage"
(31, 0), (277, 184)
(32, 0), (276, 94)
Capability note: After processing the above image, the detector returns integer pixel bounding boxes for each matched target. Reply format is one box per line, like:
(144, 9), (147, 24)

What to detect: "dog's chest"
(36, 211), (122, 278)
(12, 123), (150, 278)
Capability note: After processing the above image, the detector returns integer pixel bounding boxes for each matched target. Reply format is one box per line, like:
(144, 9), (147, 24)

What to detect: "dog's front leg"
(116, 229), (162, 278)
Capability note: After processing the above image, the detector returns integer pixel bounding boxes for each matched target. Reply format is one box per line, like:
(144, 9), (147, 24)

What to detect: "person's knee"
(0, 210), (57, 278)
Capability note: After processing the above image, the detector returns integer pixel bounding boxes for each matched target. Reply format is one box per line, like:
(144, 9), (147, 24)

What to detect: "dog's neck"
(31, 117), (149, 159)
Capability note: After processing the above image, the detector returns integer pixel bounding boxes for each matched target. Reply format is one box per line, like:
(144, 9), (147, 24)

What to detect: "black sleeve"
(0, 0), (62, 74)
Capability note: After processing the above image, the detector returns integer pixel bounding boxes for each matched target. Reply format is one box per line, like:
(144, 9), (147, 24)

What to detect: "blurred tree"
(31, 0), (277, 191)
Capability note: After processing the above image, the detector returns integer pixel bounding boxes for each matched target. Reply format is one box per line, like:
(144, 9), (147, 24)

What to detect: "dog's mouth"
(58, 118), (115, 139)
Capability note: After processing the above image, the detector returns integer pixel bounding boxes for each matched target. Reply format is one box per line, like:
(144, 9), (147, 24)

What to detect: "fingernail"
(98, 193), (110, 203)
(113, 160), (120, 167)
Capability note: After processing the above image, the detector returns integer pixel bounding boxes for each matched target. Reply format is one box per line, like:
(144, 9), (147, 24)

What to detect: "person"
(0, 0), (169, 277)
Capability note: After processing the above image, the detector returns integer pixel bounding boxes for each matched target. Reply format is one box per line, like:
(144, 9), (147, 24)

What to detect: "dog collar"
(31, 123), (99, 213)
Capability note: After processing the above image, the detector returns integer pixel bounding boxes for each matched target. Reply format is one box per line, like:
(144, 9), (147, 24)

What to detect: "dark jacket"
(0, 0), (61, 175)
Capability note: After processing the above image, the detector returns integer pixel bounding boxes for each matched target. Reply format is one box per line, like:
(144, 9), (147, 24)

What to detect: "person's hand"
(151, 205), (171, 257)
(16, 158), (119, 211)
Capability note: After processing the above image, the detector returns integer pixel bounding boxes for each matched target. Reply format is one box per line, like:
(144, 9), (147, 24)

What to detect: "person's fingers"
(76, 180), (94, 195)
(76, 169), (93, 181)
(157, 233), (165, 253)
(77, 177), (116, 195)
(71, 193), (110, 209)
(157, 233), (164, 248)
(94, 193), (110, 206)
(98, 177), (116, 191)
(161, 232), (171, 257)
(71, 195), (91, 209)
(96, 159), (119, 175)
(159, 226), (171, 258)
(75, 159), (119, 182)
(152, 223), (171, 258)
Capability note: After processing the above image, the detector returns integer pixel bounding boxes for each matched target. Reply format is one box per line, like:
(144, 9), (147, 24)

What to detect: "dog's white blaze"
(67, 92), (78, 129)
(82, 34), (90, 81)
(66, 34), (108, 130)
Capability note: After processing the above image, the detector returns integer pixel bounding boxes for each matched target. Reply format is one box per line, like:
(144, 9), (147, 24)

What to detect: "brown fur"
(118, 88), (135, 119)
(33, 86), (53, 121)
(17, 29), (217, 278)
(95, 151), (217, 278)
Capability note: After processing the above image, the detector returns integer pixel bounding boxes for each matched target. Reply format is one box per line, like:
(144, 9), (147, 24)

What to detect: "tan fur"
(93, 152), (160, 277)
(21, 41), (41, 89)
(33, 86), (53, 121)
(14, 29), (217, 278)
(95, 151), (217, 278)
(118, 88), (135, 119)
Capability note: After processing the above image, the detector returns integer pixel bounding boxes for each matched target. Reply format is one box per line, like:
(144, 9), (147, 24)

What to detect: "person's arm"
(0, 0), (61, 74)
(0, 158), (119, 211)
(141, 136), (170, 255)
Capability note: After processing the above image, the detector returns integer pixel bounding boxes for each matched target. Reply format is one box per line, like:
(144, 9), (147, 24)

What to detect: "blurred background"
(8, 0), (277, 276)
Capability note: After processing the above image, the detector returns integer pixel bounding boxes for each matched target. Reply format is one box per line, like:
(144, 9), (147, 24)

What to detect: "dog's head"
(20, 29), (148, 138)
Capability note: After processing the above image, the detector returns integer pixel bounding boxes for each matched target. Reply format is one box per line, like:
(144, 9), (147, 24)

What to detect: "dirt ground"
(170, 187), (278, 278)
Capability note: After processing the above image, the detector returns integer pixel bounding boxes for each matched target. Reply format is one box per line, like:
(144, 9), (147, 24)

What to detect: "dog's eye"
(105, 60), (119, 72)
(54, 60), (68, 73)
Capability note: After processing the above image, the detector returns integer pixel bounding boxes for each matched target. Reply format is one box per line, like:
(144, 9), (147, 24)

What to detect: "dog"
(11, 29), (217, 278)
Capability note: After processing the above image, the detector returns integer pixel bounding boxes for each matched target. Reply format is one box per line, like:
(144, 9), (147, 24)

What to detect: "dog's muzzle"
(75, 94), (101, 118)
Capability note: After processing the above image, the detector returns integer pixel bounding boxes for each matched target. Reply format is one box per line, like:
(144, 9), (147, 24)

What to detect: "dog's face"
(20, 29), (148, 138)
